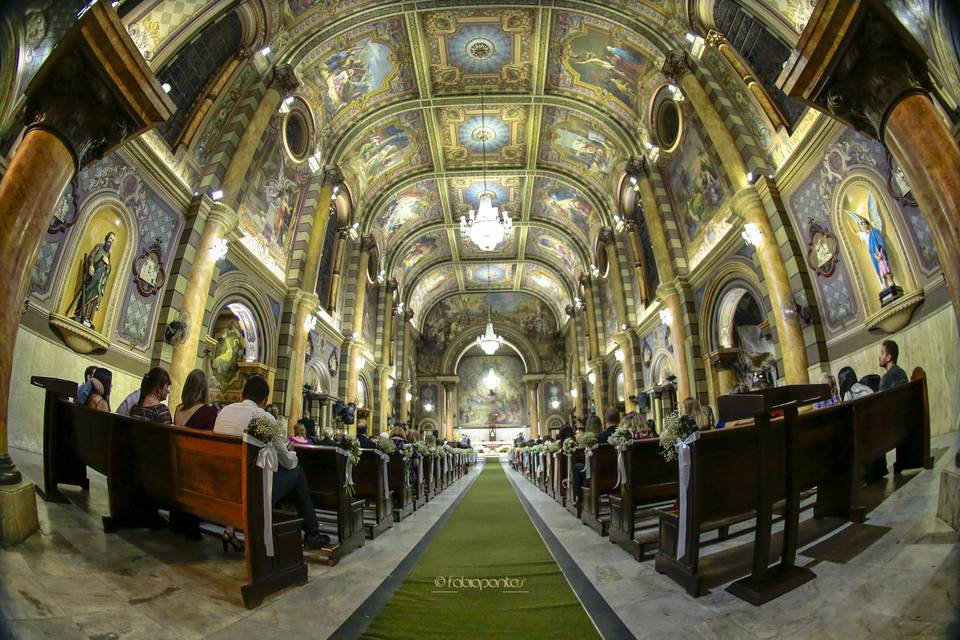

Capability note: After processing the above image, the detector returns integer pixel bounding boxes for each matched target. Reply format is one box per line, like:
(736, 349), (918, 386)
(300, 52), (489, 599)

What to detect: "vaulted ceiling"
(273, 0), (681, 325)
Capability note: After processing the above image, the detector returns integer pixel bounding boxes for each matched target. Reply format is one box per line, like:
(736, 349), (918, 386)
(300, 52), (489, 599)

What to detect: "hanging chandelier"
(459, 74), (511, 252)
(476, 318), (503, 355)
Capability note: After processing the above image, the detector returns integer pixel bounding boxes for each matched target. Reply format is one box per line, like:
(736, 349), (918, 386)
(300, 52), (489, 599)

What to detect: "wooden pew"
(654, 403), (852, 597)
(564, 449), (585, 518)
(410, 455), (425, 511)
(294, 444), (366, 564)
(608, 439), (679, 559)
(581, 444), (619, 536)
(717, 383), (830, 423)
(388, 453), (413, 521)
(552, 451), (567, 506)
(351, 448), (393, 539)
(34, 378), (306, 609)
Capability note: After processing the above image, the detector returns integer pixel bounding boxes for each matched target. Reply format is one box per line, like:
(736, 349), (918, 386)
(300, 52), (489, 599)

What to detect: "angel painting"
(844, 191), (895, 289)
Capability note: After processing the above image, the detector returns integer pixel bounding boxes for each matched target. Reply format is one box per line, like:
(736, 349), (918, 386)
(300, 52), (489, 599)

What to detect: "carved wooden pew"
(608, 439), (679, 559)
(34, 378), (306, 609)
(552, 451), (567, 505)
(564, 449), (585, 518)
(294, 444), (366, 564)
(388, 453), (413, 521)
(351, 448), (392, 539)
(581, 444), (619, 536)
(410, 455), (425, 511)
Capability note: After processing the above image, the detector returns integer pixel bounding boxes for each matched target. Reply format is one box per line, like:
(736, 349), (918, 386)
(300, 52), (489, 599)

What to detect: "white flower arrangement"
(658, 410), (697, 462)
(342, 434), (362, 465)
(576, 430), (598, 449)
(562, 437), (580, 455)
(608, 426), (634, 450)
(402, 443), (415, 459)
(246, 414), (285, 447)
(530, 444), (544, 454)
(544, 440), (560, 454)
(376, 436), (396, 456)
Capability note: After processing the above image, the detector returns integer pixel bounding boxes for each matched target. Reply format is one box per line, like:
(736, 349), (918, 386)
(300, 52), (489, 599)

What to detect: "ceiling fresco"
(342, 111), (431, 200)
(438, 105), (527, 168)
(398, 227), (451, 274)
(464, 263), (515, 288)
(538, 106), (623, 193)
(408, 263), (458, 320)
(370, 179), (443, 250)
(529, 177), (593, 238)
(520, 265), (571, 318)
(423, 9), (535, 94)
(525, 227), (582, 273)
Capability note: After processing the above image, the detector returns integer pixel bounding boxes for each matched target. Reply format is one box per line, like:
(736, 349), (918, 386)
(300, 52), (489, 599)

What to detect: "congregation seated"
(356, 422), (376, 448)
(681, 397), (713, 431)
(597, 408), (619, 443)
(173, 368), (218, 430)
(878, 339), (908, 390)
(86, 367), (112, 413)
(312, 425), (339, 446)
(557, 423), (574, 445)
(214, 374), (330, 549)
(75, 365), (97, 406)
(571, 411), (616, 504)
(289, 423), (310, 445)
(839, 366), (874, 402)
(389, 426), (406, 448)
(129, 367), (172, 425)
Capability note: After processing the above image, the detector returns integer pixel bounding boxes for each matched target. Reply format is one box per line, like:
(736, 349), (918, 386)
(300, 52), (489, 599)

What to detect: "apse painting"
(525, 227), (580, 274)
(372, 180), (442, 248)
(539, 107), (620, 188)
(548, 12), (655, 118)
(439, 105), (527, 167)
(344, 112), (430, 194)
(530, 177), (592, 238)
(399, 229), (450, 273)
(458, 355), (526, 427)
(663, 114), (728, 242)
(298, 18), (415, 124)
(418, 292), (564, 374)
(423, 9), (534, 94)
(520, 265), (568, 320)
(408, 264), (457, 318)
(238, 115), (309, 269)
(465, 263), (514, 287)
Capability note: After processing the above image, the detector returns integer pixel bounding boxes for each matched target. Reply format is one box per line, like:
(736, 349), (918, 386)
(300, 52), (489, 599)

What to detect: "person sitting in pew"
(75, 365), (97, 406)
(878, 339), (908, 391)
(215, 375), (331, 549)
(289, 423), (310, 445)
(557, 423), (574, 446)
(570, 410), (618, 502)
(390, 426), (407, 449)
(682, 397), (713, 430)
(731, 383), (751, 394)
(174, 369), (218, 430)
(838, 367), (874, 402)
(356, 422), (376, 448)
(129, 368), (173, 425)
(815, 373), (841, 408)
(860, 374), (882, 393)
(312, 425), (339, 446)
(86, 368), (112, 412)
(597, 406), (620, 444)
(115, 387), (141, 417)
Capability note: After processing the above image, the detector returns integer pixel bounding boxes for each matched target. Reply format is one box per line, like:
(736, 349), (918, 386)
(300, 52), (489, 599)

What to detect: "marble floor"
(1, 438), (958, 640)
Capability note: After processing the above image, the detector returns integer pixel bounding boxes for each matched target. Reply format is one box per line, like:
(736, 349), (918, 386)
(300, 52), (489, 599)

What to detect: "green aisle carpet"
(360, 462), (600, 640)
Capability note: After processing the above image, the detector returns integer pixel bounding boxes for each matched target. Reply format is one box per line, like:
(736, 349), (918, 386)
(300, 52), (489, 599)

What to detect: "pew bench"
(353, 448), (393, 539)
(388, 453), (414, 522)
(608, 438), (678, 558)
(581, 445), (619, 536)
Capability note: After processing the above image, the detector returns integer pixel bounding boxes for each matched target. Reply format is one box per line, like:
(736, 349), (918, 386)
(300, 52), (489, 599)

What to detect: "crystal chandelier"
(476, 317), (503, 355)
(459, 74), (511, 252)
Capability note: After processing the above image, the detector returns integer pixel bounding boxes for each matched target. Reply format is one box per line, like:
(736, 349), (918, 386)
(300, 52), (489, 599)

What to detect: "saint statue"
(845, 191), (895, 290)
(70, 232), (115, 329)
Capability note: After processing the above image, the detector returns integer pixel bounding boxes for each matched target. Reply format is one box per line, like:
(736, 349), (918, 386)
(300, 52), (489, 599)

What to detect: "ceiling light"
(741, 222), (764, 247)
(476, 320), (503, 355)
(659, 307), (673, 326)
(423, 402), (434, 413)
(405, 391), (413, 402)
(356, 355), (366, 370)
(570, 388), (578, 398)
(260, 46), (271, 56)
(210, 189), (224, 201)
(161, 82), (172, 93)
(550, 399), (560, 409)
(461, 193), (512, 251)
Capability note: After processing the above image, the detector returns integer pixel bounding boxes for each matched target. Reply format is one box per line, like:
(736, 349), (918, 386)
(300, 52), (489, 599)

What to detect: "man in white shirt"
(215, 375), (329, 549)
(115, 389), (141, 416)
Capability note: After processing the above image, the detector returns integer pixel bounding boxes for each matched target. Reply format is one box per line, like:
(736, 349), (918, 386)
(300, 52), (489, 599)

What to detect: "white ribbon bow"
(244, 433), (278, 557)
(375, 450), (391, 502)
(585, 446), (596, 480)
(676, 431), (701, 561)
(614, 444), (629, 491)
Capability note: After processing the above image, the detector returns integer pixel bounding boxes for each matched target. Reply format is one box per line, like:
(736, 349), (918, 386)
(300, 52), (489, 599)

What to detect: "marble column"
(663, 52), (808, 384)
(778, 1), (960, 328)
(579, 275), (601, 362)
(599, 227), (630, 334)
(284, 168), (341, 430)
(399, 382), (410, 424)
(628, 157), (676, 284)
(169, 200), (238, 406)
(344, 235), (375, 405)
(657, 282), (692, 401)
(617, 335), (639, 413)
(709, 348), (740, 398)
(589, 358), (605, 415)
(219, 65), (298, 209)
(0, 1), (173, 492)
(623, 221), (651, 307)
(652, 388), (664, 431)
(443, 382), (457, 442)
(526, 381), (540, 439)
(326, 228), (349, 313)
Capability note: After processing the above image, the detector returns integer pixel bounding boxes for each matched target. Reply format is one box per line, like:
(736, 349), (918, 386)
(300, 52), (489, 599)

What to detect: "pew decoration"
(578, 431), (598, 480)
(675, 429), (702, 561)
(608, 427), (634, 491)
(341, 435), (361, 496)
(658, 410), (695, 462)
(243, 413), (289, 558)
(562, 437), (580, 455)
(376, 435), (397, 455)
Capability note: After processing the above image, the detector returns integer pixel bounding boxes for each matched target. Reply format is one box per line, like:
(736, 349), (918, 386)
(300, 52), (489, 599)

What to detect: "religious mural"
(548, 12), (654, 117)
(530, 177), (592, 238)
(344, 112), (431, 196)
(465, 264), (514, 288)
(238, 115), (310, 269)
(439, 105), (527, 168)
(457, 355), (526, 427)
(662, 108), (728, 242)
(399, 229), (451, 274)
(539, 107), (620, 190)
(372, 180), (443, 249)
(423, 9), (535, 94)
(362, 281), (379, 347)
(525, 227), (581, 273)
(543, 381), (565, 416)
(520, 265), (569, 321)
(596, 274), (619, 352)
(408, 265), (458, 320)
(298, 17), (415, 125)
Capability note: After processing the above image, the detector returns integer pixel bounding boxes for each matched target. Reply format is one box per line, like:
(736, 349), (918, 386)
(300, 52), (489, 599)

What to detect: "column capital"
(661, 49), (693, 82)
(598, 226), (615, 244)
(360, 233), (377, 252)
(704, 29), (726, 49)
(23, 1), (174, 170)
(206, 201), (239, 232)
(323, 166), (344, 187)
(730, 185), (765, 218)
(777, 0), (929, 140)
(270, 64), (299, 96)
(578, 273), (592, 288)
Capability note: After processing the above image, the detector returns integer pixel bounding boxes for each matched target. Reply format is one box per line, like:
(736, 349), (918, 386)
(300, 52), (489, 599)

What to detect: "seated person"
(860, 374), (881, 393)
(215, 375), (330, 549)
(129, 368), (173, 424)
(312, 426), (338, 446)
(730, 383), (751, 394)
(646, 419), (658, 435)
(289, 423), (310, 445)
(597, 406), (620, 443)
(75, 365), (97, 405)
(681, 397), (712, 431)
(85, 373), (110, 412)
(838, 366), (874, 402)
(389, 426), (407, 448)
(356, 422), (376, 448)
(878, 339), (908, 390)
(623, 412), (640, 439)
(815, 373), (841, 408)
(557, 424), (574, 446)
(115, 388), (141, 417)
(174, 369), (218, 430)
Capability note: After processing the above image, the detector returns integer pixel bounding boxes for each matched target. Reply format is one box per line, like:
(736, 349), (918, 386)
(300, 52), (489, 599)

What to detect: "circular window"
(283, 110), (310, 161)
(655, 99), (682, 151)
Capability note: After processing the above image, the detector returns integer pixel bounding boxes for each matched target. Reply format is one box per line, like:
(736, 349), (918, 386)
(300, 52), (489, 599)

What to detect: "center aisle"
(359, 460), (601, 640)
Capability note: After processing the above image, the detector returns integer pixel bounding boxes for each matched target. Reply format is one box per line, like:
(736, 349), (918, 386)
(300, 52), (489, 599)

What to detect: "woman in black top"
(130, 367), (173, 424)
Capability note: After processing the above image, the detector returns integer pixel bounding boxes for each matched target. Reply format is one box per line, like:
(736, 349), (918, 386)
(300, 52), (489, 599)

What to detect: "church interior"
(0, 0), (959, 638)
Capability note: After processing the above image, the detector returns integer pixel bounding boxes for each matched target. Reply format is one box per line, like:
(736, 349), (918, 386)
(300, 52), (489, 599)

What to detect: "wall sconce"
(279, 95), (294, 114)
(303, 314), (317, 333)
(161, 82), (172, 93)
(376, 269), (386, 284)
(746, 171), (758, 185)
(356, 355), (366, 370)
(573, 296), (585, 311)
(209, 238), (228, 262)
(259, 46), (271, 56)
(741, 222), (764, 247)
(308, 152), (323, 173)
(590, 264), (600, 278)
(404, 391), (413, 402)
(386, 377), (394, 390)
(210, 189), (224, 201)
(423, 402), (434, 413)
(614, 348), (625, 363)
(347, 222), (360, 241)
(659, 307), (673, 326)
(587, 370), (596, 385)
(570, 388), (578, 398)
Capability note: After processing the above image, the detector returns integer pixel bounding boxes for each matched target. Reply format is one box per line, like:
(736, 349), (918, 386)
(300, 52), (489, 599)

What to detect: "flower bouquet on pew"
(658, 410), (696, 462)
(376, 435), (396, 456)
(576, 430), (598, 450)
(608, 426), (633, 450)
(246, 413), (285, 448)
(544, 440), (560, 454)
(402, 443), (415, 460)
(342, 434), (362, 465)
(562, 437), (581, 455)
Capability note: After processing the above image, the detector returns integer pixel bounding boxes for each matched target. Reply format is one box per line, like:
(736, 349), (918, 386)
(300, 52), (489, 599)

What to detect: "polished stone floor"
(1, 437), (958, 640)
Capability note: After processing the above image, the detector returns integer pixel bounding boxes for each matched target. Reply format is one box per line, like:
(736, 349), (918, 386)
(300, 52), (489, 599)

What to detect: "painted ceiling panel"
(521, 264), (570, 315)
(529, 177), (593, 238)
(464, 263), (515, 288)
(437, 104), (527, 169)
(537, 106), (624, 193)
(422, 8), (535, 95)
(397, 227), (451, 275)
(341, 110), (432, 200)
(371, 179), (443, 250)
(408, 263), (458, 321)
(525, 227), (581, 274)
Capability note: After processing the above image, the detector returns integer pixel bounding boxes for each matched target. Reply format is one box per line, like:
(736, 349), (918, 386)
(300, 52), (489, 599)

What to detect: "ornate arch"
(439, 322), (543, 375)
(698, 257), (765, 354)
(209, 272), (278, 366)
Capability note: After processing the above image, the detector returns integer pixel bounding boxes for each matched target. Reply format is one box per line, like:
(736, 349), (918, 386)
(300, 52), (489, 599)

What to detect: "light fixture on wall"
(741, 222), (764, 247)
(303, 314), (317, 333)
(587, 370), (596, 385)
(356, 355), (366, 370)
(347, 222), (360, 241)
(404, 390), (413, 402)
(376, 269), (386, 284)
(308, 151), (323, 173)
(259, 46), (271, 56)
(484, 369), (500, 391)
(614, 348), (625, 362)
(612, 214), (626, 233)
(423, 401), (434, 413)
(209, 238), (229, 262)
(386, 377), (394, 390)
(590, 263), (601, 278)
(570, 388), (578, 398)
(210, 189), (224, 201)
(459, 74), (512, 251)
(573, 296), (585, 311)
(550, 399), (561, 409)
(659, 307), (673, 326)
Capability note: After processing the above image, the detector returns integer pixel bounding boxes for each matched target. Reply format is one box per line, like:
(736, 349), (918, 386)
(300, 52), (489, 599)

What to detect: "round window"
(284, 110), (309, 161)
(655, 99), (681, 151)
